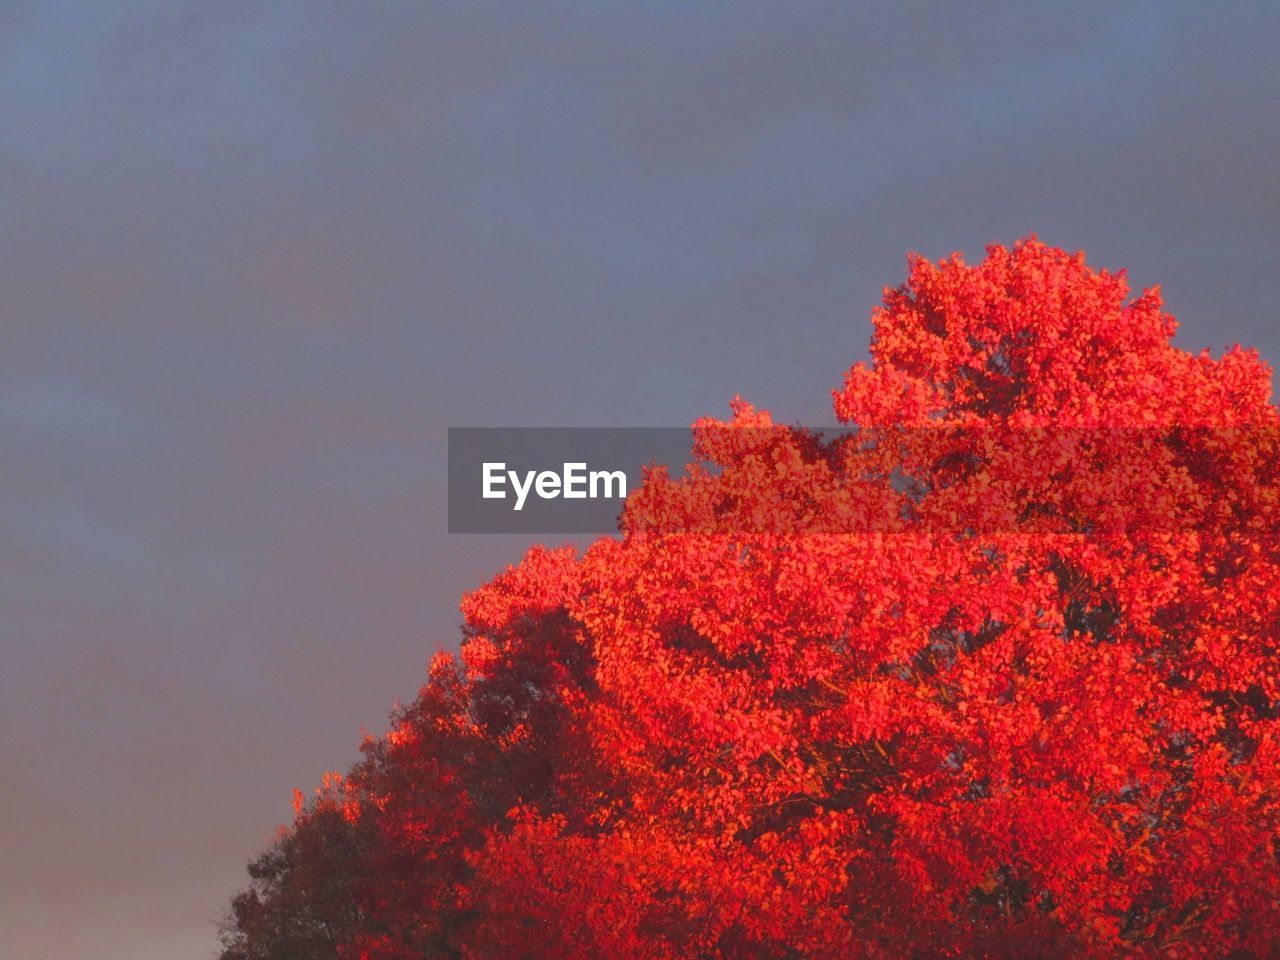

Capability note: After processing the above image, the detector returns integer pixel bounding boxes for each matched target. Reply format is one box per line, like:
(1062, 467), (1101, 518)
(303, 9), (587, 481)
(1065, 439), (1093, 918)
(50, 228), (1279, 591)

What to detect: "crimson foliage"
(222, 239), (1280, 959)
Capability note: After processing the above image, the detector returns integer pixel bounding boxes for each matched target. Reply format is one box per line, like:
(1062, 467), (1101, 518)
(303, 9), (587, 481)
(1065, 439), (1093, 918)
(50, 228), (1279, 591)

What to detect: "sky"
(2, 2), (1278, 958)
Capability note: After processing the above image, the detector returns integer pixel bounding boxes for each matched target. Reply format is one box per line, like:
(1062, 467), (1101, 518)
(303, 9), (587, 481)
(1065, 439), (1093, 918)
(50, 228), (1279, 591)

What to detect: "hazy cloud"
(2, 3), (1277, 957)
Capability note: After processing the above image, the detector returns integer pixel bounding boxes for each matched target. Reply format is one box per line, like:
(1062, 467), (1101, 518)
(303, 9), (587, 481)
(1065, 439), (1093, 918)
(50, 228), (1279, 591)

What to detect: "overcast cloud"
(2, 3), (1278, 957)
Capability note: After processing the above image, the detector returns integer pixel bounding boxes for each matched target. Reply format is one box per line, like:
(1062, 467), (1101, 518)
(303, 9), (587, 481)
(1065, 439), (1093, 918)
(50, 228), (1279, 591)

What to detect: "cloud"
(2, 3), (1277, 957)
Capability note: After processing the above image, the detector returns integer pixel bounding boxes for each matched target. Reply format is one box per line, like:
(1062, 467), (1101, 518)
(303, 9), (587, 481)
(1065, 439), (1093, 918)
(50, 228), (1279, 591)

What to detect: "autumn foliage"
(221, 239), (1280, 959)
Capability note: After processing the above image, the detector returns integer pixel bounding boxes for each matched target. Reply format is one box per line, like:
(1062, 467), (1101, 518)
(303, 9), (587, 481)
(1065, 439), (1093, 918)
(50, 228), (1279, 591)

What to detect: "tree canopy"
(221, 238), (1280, 959)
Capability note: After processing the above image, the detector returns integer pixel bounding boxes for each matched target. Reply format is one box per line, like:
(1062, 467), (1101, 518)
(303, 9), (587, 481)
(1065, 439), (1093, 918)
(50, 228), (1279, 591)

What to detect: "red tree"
(222, 238), (1280, 959)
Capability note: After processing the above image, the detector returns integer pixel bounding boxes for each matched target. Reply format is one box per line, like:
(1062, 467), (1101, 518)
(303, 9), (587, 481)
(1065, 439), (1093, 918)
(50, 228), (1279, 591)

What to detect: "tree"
(219, 775), (375, 960)
(222, 238), (1280, 959)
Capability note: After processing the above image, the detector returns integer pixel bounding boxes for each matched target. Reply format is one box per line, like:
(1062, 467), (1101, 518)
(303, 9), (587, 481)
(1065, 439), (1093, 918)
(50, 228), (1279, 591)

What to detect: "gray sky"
(2, 3), (1278, 958)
